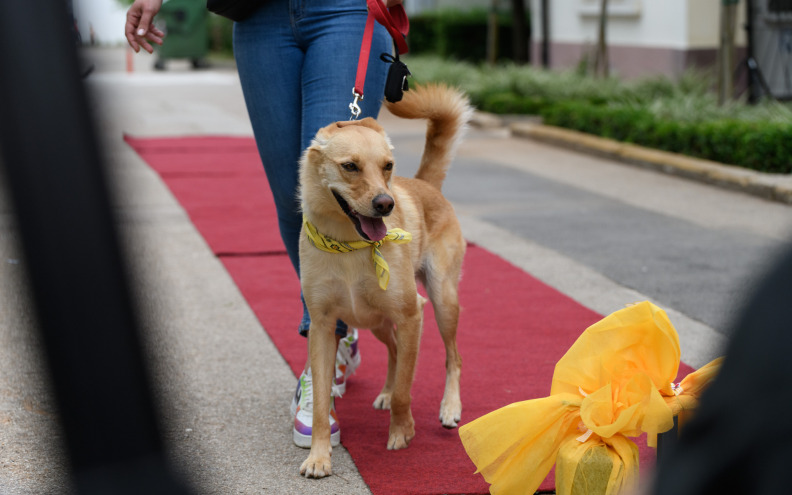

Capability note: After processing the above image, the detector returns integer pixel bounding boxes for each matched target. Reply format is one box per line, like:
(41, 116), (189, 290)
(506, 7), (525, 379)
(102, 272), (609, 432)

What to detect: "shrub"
(403, 55), (791, 174)
(408, 8), (530, 63)
(541, 102), (792, 173)
(480, 92), (544, 114)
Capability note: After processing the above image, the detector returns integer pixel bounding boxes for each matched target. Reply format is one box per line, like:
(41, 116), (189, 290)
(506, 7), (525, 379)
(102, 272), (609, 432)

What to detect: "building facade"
(529, 0), (747, 79)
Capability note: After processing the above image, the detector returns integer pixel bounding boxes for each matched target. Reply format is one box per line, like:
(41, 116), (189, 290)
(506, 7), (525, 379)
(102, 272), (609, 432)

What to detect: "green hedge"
(541, 102), (792, 173)
(403, 56), (791, 175)
(408, 8), (530, 63)
(204, 9), (531, 63)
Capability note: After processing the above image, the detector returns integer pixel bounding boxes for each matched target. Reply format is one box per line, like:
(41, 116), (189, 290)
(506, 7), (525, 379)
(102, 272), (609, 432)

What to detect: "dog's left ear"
(336, 117), (385, 135)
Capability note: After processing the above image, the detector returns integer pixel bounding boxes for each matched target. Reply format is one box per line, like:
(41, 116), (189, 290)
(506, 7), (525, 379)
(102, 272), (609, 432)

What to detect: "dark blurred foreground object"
(0, 1), (191, 494)
(155, 0), (210, 70)
(653, 242), (792, 495)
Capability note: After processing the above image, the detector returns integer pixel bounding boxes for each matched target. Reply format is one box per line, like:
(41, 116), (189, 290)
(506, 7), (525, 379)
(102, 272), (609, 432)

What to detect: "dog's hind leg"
(370, 321), (397, 410)
(424, 255), (464, 429)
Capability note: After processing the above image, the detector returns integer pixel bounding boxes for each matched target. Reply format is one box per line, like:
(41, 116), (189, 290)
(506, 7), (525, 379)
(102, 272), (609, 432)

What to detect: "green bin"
(156, 0), (209, 67)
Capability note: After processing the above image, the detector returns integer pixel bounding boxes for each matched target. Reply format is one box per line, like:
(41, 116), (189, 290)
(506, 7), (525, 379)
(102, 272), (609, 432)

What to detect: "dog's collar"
(302, 215), (412, 290)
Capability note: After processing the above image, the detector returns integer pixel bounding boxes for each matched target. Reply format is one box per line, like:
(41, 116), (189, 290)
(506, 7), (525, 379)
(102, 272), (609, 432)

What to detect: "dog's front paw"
(439, 398), (462, 428)
(373, 392), (392, 410)
(387, 424), (415, 450)
(300, 452), (332, 478)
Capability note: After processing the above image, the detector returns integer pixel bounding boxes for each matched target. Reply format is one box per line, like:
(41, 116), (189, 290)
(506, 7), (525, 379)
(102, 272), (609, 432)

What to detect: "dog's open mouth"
(332, 190), (387, 242)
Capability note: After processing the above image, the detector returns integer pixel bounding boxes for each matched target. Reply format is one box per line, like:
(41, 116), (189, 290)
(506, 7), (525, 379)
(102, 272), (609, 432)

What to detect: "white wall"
(531, 0), (745, 49)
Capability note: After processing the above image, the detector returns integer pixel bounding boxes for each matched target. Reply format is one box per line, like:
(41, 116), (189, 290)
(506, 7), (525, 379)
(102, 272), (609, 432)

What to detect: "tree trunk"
(540, 0), (550, 67)
(593, 0), (609, 78)
(718, 2), (738, 105)
(487, 0), (500, 65)
(511, 0), (528, 64)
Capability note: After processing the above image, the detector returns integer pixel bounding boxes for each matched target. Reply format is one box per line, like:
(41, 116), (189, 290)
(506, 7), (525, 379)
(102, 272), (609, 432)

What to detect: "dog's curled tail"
(385, 83), (473, 190)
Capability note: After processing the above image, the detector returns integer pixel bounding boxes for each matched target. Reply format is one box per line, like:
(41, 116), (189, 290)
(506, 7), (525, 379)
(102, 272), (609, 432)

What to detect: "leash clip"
(349, 89), (363, 120)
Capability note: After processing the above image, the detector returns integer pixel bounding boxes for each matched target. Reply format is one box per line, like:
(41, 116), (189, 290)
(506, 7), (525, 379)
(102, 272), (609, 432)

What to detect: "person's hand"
(125, 0), (166, 53)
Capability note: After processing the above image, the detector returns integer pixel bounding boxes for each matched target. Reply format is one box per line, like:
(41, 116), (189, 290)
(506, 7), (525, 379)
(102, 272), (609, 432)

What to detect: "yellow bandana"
(303, 215), (412, 290)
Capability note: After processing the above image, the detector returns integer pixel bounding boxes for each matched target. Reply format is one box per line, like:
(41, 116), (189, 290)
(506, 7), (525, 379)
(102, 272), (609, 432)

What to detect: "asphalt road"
(399, 131), (792, 338)
(389, 103), (792, 368)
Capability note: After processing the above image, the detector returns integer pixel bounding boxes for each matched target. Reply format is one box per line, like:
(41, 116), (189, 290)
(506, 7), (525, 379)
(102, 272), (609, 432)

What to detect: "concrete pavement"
(1, 45), (791, 494)
(2, 47), (371, 495)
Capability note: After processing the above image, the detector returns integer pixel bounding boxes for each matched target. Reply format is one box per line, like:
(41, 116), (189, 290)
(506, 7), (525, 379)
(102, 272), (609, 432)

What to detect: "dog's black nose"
(372, 194), (394, 215)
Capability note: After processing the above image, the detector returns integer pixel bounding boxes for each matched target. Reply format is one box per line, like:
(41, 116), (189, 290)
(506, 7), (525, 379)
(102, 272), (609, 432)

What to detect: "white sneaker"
(334, 328), (361, 397)
(291, 369), (340, 449)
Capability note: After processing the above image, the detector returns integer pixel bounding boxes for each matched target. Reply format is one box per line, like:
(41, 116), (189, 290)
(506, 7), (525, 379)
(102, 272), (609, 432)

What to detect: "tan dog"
(297, 84), (472, 478)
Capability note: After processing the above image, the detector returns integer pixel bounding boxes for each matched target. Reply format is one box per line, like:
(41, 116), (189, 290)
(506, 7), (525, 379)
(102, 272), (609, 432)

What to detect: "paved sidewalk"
(1, 48), (372, 495)
(1, 46), (790, 494)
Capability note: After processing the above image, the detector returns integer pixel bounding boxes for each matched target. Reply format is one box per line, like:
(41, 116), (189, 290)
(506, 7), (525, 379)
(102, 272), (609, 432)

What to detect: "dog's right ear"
(301, 122), (344, 169)
(305, 125), (335, 157)
(308, 122), (343, 151)
(316, 124), (335, 144)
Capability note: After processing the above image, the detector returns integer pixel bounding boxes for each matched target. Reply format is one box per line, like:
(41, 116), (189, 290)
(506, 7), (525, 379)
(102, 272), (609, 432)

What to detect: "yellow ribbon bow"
(302, 215), (412, 290)
(459, 301), (722, 495)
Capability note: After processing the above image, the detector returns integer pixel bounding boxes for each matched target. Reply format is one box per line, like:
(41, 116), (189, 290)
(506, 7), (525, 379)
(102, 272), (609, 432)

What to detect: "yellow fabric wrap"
(664, 357), (723, 431)
(458, 394), (583, 495)
(302, 215), (412, 290)
(555, 435), (639, 495)
(459, 301), (723, 495)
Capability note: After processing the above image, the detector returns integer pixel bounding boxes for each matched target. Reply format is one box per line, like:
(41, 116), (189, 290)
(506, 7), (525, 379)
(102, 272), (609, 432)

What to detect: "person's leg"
(237, 0), (389, 280)
(298, 0), (391, 339)
(234, 0), (341, 448)
(298, 0), (391, 151)
(235, 0), (316, 337)
(233, 0), (304, 276)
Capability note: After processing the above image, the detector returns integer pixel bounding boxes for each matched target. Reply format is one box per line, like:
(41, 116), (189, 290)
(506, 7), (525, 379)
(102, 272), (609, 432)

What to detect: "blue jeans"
(234, 0), (390, 337)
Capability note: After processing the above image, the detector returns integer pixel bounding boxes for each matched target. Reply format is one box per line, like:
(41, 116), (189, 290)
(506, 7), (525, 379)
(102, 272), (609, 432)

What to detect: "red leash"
(350, 0), (409, 119)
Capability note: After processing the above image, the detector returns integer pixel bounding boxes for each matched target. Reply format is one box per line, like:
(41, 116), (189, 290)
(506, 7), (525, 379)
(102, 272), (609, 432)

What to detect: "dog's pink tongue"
(358, 215), (387, 241)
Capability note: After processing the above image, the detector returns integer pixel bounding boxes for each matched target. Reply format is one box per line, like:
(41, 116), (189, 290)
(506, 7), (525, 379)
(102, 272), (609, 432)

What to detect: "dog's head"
(300, 117), (396, 242)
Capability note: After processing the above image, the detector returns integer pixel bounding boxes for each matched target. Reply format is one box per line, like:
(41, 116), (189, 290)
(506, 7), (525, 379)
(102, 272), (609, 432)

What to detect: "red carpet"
(126, 135), (694, 494)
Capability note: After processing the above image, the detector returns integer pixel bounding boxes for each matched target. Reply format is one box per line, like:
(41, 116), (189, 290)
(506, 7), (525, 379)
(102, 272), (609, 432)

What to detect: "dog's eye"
(341, 162), (358, 172)
(384, 162), (393, 171)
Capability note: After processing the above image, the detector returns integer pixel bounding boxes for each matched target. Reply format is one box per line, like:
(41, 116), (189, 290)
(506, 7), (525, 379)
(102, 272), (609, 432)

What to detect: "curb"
(471, 112), (792, 206)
